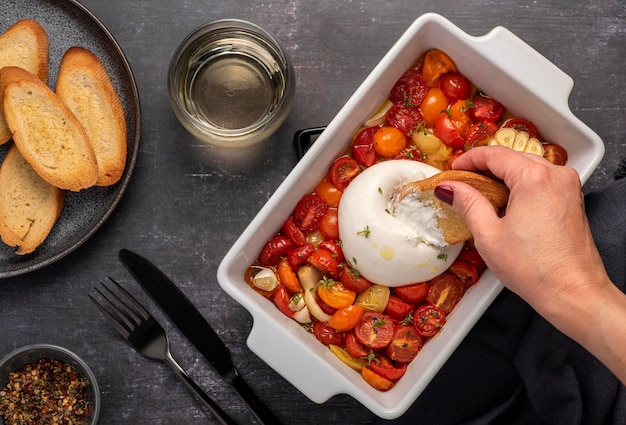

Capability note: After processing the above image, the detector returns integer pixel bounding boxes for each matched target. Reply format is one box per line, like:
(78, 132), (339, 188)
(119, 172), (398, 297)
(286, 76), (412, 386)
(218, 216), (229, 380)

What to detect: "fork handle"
(163, 353), (239, 425)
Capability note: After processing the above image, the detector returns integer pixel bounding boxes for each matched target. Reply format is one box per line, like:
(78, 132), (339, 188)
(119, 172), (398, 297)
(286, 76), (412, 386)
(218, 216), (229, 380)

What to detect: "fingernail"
(434, 185), (454, 205)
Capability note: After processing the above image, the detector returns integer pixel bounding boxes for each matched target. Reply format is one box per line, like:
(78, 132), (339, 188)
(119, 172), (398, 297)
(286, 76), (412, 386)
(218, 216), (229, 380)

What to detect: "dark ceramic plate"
(0, 0), (141, 278)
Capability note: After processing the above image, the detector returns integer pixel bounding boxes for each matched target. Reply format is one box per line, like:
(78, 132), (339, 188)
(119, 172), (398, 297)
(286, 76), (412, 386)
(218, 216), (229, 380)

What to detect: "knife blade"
(118, 248), (283, 425)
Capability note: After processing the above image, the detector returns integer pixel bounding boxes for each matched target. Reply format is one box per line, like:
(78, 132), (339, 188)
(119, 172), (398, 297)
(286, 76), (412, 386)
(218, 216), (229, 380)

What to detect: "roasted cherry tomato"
(413, 304), (447, 337)
(427, 273), (464, 313)
(422, 49), (457, 87)
(457, 247), (486, 271)
(448, 259), (479, 288)
(308, 249), (341, 280)
(434, 112), (464, 147)
(352, 126), (378, 167)
(318, 240), (344, 264)
(419, 87), (449, 127)
(330, 157), (361, 191)
(328, 305), (365, 332)
(286, 243), (315, 271)
(362, 366), (394, 391)
(386, 104), (424, 136)
(340, 264), (373, 294)
(313, 321), (345, 346)
(374, 126), (407, 158)
(292, 194), (328, 232)
(346, 330), (369, 358)
(283, 217), (306, 247)
(465, 121), (499, 147)
(317, 278), (356, 308)
(448, 100), (472, 136)
(274, 286), (294, 318)
(319, 208), (339, 240)
(277, 258), (301, 293)
(383, 295), (414, 321)
(259, 235), (293, 266)
(470, 95), (504, 122)
(386, 325), (423, 363)
(315, 291), (338, 315)
(369, 355), (407, 381)
(389, 70), (428, 108)
(446, 151), (463, 170)
(355, 312), (394, 349)
(543, 142), (568, 166)
(503, 118), (538, 139)
(393, 282), (429, 304)
(439, 72), (471, 103)
(315, 179), (342, 208)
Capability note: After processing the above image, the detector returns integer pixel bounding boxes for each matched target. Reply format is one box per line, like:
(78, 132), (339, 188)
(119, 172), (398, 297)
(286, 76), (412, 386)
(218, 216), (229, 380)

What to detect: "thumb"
(434, 181), (501, 238)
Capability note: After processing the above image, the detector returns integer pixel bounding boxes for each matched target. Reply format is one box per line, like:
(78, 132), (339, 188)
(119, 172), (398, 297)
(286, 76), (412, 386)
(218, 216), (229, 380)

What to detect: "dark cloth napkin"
(376, 162), (626, 425)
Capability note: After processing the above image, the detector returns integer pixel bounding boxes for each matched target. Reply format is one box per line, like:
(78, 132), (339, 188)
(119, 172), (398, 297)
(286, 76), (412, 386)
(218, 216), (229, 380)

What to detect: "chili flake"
(0, 358), (89, 424)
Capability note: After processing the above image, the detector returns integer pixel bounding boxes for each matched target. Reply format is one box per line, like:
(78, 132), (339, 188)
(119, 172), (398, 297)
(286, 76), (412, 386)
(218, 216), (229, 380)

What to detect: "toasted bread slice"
(0, 19), (49, 145)
(0, 145), (65, 255)
(56, 46), (127, 186)
(393, 170), (509, 245)
(4, 70), (98, 191)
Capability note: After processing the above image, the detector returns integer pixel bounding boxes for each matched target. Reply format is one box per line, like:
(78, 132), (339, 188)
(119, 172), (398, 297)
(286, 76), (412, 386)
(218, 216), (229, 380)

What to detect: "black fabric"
(376, 171), (626, 425)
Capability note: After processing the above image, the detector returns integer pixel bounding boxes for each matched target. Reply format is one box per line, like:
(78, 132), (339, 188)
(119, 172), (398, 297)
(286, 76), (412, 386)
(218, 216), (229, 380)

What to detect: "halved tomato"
(465, 121), (498, 147)
(346, 330), (369, 358)
(413, 304), (446, 337)
(313, 321), (345, 346)
(352, 126), (378, 167)
(386, 104), (424, 136)
(292, 194), (328, 233)
(543, 142), (568, 166)
(503, 118), (538, 139)
(259, 235), (293, 266)
(427, 272), (464, 313)
(354, 312), (394, 349)
(328, 305), (364, 332)
(422, 49), (457, 87)
(362, 366), (394, 391)
(330, 157), (360, 191)
(390, 70), (428, 108)
(369, 355), (407, 381)
(386, 324), (423, 363)
(449, 259), (479, 288)
(282, 217), (306, 247)
(317, 278), (356, 308)
(469, 95), (504, 122)
(383, 295), (414, 321)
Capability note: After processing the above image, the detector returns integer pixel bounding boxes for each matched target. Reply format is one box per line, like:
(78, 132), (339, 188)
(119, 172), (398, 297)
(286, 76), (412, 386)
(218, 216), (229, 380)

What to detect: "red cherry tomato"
(292, 194), (328, 232)
(470, 96), (504, 122)
(465, 121), (499, 147)
(543, 143), (568, 166)
(503, 118), (538, 139)
(352, 126), (378, 167)
(439, 72), (471, 103)
(312, 321), (345, 346)
(318, 240), (344, 264)
(386, 104), (424, 136)
(259, 235), (293, 266)
(413, 304), (447, 337)
(386, 324), (423, 363)
(282, 217), (306, 246)
(346, 330), (369, 358)
(286, 243), (315, 271)
(448, 259), (479, 288)
(390, 71), (428, 108)
(427, 273), (464, 313)
(446, 151), (463, 170)
(434, 112), (464, 147)
(330, 157), (361, 191)
(355, 312), (394, 349)
(369, 355), (407, 381)
(383, 295), (414, 321)
(318, 208), (339, 240)
(273, 286), (294, 318)
(315, 179), (342, 208)
(308, 249), (341, 280)
(457, 247), (486, 271)
(393, 282), (429, 304)
(340, 264), (373, 294)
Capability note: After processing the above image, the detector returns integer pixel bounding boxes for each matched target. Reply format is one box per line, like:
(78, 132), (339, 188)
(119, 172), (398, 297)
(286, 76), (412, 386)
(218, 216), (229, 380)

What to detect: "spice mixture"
(0, 358), (89, 424)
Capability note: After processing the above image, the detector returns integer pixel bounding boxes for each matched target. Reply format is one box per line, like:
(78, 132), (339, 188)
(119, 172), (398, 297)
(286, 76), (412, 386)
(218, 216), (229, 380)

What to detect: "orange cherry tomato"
(373, 126), (407, 158)
(277, 258), (302, 293)
(328, 305), (365, 332)
(419, 87), (448, 127)
(421, 49), (457, 87)
(448, 100), (472, 137)
(362, 366), (394, 391)
(317, 279), (356, 309)
(318, 208), (339, 240)
(543, 143), (568, 166)
(315, 179), (342, 207)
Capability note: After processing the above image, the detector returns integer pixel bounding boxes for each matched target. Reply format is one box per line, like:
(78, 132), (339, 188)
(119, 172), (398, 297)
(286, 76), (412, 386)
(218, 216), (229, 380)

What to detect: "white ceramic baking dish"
(217, 13), (604, 419)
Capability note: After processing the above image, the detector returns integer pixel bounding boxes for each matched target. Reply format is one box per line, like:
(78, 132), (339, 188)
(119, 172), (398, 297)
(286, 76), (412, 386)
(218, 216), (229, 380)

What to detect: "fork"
(89, 277), (238, 425)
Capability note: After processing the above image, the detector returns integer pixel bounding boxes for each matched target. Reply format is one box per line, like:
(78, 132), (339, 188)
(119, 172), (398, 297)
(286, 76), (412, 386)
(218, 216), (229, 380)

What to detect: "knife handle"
(225, 368), (283, 425)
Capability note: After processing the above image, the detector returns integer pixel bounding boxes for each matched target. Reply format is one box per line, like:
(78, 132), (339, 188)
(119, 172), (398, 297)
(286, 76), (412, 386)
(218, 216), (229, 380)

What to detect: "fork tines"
(89, 277), (150, 338)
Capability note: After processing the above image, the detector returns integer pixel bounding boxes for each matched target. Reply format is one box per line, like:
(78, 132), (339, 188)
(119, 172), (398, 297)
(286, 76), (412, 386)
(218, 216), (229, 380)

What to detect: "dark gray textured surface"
(0, 1), (624, 424)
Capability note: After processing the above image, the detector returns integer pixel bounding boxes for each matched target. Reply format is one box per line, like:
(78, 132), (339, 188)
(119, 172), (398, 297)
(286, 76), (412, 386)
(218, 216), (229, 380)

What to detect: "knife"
(118, 248), (284, 425)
